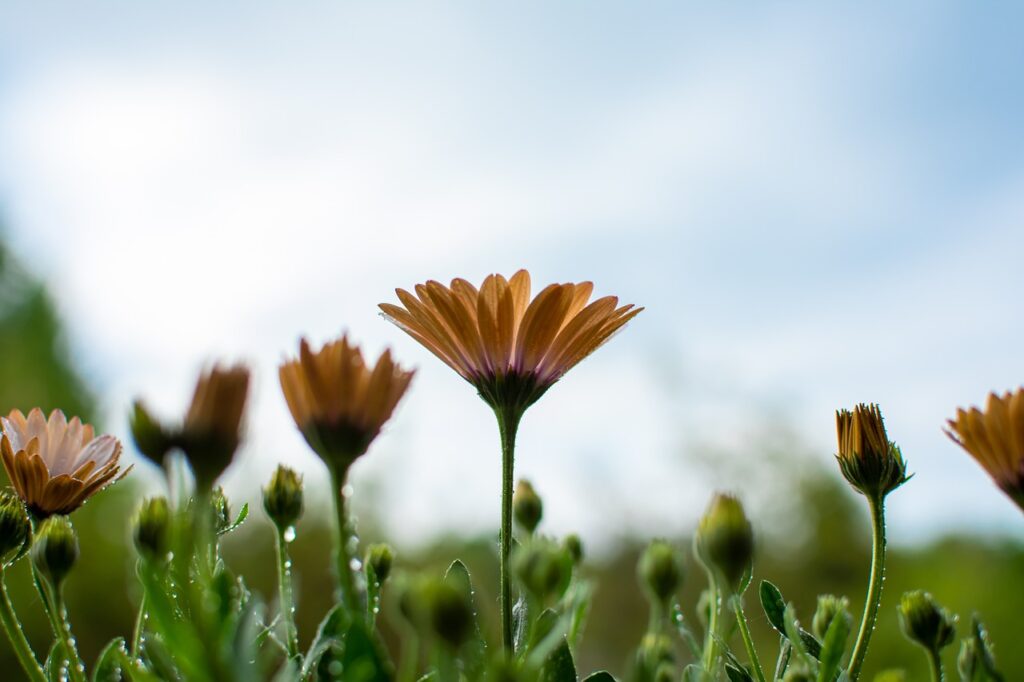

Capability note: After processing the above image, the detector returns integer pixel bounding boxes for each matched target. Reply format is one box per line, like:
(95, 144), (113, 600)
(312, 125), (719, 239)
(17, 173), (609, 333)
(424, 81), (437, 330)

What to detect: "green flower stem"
(847, 494), (887, 681)
(496, 407), (522, 654)
(131, 591), (146, 657)
(275, 527), (300, 659)
(732, 595), (767, 682)
(0, 572), (46, 682)
(927, 648), (943, 682)
(41, 582), (86, 682)
(702, 580), (720, 671)
(328, 465), (360, 611)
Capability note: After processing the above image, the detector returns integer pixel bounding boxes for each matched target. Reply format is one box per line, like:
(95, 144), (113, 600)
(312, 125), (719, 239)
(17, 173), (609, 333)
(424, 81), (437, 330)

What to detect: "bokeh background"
(1, 2), (1023, 679)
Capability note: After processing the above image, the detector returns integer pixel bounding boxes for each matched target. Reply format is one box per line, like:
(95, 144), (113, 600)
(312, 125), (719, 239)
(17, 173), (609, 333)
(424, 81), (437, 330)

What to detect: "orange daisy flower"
(1, 409), (131, 518)
(946, 389), (1024, 511)
(379, 270), (642, 413)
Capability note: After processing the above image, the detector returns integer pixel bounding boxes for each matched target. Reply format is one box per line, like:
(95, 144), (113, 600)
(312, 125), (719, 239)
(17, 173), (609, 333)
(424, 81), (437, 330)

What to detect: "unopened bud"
(563, 533), (583, 565)
(0, 489), (29, 566)
(512, 539), (572, 603)
(32, 516), (78, 588)
(129, 401), (174, 465)
(695, 493), (754, 593)
(263, 465), (304, 531)
(898, 591), (957, 653)
(835, 403), (909, 499)
(513, 480), (543, 534)
(426, 580), (473, 648)
(638, 540), (683, 606)
(134, 497), (171, 562)
(812, 594), (851, 640)
(366, 543), (394, 583)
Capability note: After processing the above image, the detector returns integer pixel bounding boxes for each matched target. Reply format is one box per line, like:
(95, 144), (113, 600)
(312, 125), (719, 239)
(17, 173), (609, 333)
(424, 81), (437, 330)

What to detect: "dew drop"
(283, 526), (296, 543)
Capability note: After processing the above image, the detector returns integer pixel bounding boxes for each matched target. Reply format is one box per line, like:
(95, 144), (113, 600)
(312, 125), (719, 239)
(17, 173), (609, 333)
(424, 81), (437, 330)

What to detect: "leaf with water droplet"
(444, 560), (486, 678)
(91, 636), (127, 682)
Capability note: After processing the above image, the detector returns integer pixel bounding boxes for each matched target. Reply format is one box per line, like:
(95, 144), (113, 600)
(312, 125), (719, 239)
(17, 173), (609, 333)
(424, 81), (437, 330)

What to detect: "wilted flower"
(836, 403), (909, 499)
(133, 497), (171, 563)
(0, 489), (29, 566)
(262, 465), (304, 531)
(513, 479), (543, 534)
(279, 334), (414, 472)
(945, 389), (1024, 511)
(898, 591), (957, 653)
(695, 493), (753, 594)
(1, 409), (130, 518)
(638, 540), (683, 607)
(32, 515), (78, 588)
(379, 270), (642, 414)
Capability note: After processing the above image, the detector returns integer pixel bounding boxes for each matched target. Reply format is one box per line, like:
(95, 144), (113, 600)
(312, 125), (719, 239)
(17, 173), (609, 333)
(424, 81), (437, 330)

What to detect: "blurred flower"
(945, 389), (1024, 511)
(563, 533), (583, 565)
(0, 489), (29, 566)
(379, 270), (642, 413)
(262, 464), (304, 531)
(897, 590), (957, 653)
(279, 334), (414, 472)
(1, 409), (130, 518)
(695, 493), (753, 593)
(638, 539), (683, 607)
(512, 479), (543, 535)
(836, 403), (909, 499)
(31, 515), (78, 588)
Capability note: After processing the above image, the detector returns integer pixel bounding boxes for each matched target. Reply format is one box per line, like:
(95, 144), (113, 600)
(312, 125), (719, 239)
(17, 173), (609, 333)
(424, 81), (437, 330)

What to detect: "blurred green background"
(1, 235), (1021, 681)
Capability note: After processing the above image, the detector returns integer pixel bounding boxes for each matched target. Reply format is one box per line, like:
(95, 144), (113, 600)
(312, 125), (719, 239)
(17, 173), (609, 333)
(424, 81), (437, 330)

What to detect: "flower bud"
(32, 516), (78, 588)
(563, 533), (583, 565)
(695, 493), (753, 593)
(134, 497), (171, 562)
(638, 540), (683, 606)
(513, 480), (543, 534)
(262, 465), (304, 531)
(898, 591), (957, 653)
(633, 632), (676, 681)
(366, 543), (394, 583)
(836, 403), (909, 499)
(512, 539), (572, 603)
(129, 401), (174, 465)
(0, 489), (29, 566)
(812, 594), (851, 640)
(426, 580), (473, 648)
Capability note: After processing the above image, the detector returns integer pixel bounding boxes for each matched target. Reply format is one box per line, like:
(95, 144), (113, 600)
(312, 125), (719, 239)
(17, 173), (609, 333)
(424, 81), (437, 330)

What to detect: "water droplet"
(283, 526), (296, 543)
(349, 558), (362, 571)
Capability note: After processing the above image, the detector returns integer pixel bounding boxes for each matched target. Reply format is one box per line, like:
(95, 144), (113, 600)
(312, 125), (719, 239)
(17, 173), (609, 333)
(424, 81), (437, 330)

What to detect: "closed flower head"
(279, 334), (414, 471)
(695, 493), (753, 594)
(945, 389), (1024, 511)
(898, 590), (957, 653)
(32, 515), (78, 588)
(380, 270), (642, 414)
(0, 489), (29, 566)
(836, 403), (909, 499)
(262, 464), (304, 531)
(1, 409), (131, 518)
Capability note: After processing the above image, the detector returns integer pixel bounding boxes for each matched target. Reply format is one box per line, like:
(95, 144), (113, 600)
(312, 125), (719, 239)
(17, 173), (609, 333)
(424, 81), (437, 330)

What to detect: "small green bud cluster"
(512, 539), (572, 603)
(262, 465), (304, 531)
(134, 496), (171, 563)
(898, 591), (957, 653)
(32, 515), (78, 588)
(812, 594), (852, 640)
(637, 540), (683, 607)
(365, 543), (394, 583)
(513, 479), (543, 535)
(0, 489), (29, 567)
(695, 493), (753, 593)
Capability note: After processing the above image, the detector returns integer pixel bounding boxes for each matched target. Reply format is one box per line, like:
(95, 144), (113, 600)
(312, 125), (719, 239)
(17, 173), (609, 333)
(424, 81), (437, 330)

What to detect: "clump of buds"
(134, 496), (171, 563)
(262, 465), (304, 532)
(0, 489), (29, 567)
(32, 515), (79, 589)
(695, 493), (753, 593)
(898, 590), (957, 653)
(638, 539), (683, 608)
(513, 479), (543, 535)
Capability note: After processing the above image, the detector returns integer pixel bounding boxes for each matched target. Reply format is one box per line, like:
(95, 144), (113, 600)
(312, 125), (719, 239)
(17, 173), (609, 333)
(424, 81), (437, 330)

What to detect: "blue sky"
(0, 2), (1022, 550)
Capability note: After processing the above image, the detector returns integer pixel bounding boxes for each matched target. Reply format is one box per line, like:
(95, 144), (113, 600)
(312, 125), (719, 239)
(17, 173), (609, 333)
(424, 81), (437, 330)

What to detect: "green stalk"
(40, 581), (86, 682)
(926, 648), (943, 682)
(732, 595), (767, 682)
(131, 592), (146, 657)
(275, 527), (300, 658)
(328, 465), (359, 611)
(496, 407), (521, 654)
(0, 572), (46, 682)
(847, 494), (887, 680)
(701, 580), (720, 671)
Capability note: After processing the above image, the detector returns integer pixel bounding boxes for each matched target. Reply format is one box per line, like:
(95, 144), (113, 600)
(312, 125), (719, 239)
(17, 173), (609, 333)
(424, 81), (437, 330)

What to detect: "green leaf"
(302, 605), (347, 679)
(581, 673), (616, 682)
(512, 595), (530, 654)
(726, 664), (755, 682)
(217, 502), (249, 536)
(816, 608), (850, 682)
(671, 603), (703, 660)
(540, 638), (577, 682)
(44, 641), (66, 682)
(92, 637), (127, 682)
(759, 581), (786, 632)
(444, 560), (486, 679)
(682, 664), (713, 682)
(565, 580), (593, 649)
(333, 618), (393, 682)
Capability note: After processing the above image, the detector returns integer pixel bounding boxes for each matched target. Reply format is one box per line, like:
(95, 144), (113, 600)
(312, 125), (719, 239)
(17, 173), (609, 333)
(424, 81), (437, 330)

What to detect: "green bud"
(512, 539), (572, 603)
(129, 400), (174, 465)
(563, 533), (583, 565)
(32, 516), (78, 588)
(898, 591), (957, 653)
(812, 594), (852, 640)
(695, 493), (753, 593)
(633, 632), (675, 681)
(0, 489), (29, 566)
(638, 540), (683, 606)
(835, 403), (909, 499)
(426, 580), (473, 648)
(513, 480), (543, 534)
(262, 465), (304, 531)
(366, 543), (394, 583)
(211, 487), (231, 534)
(134, 497), (171, 562)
